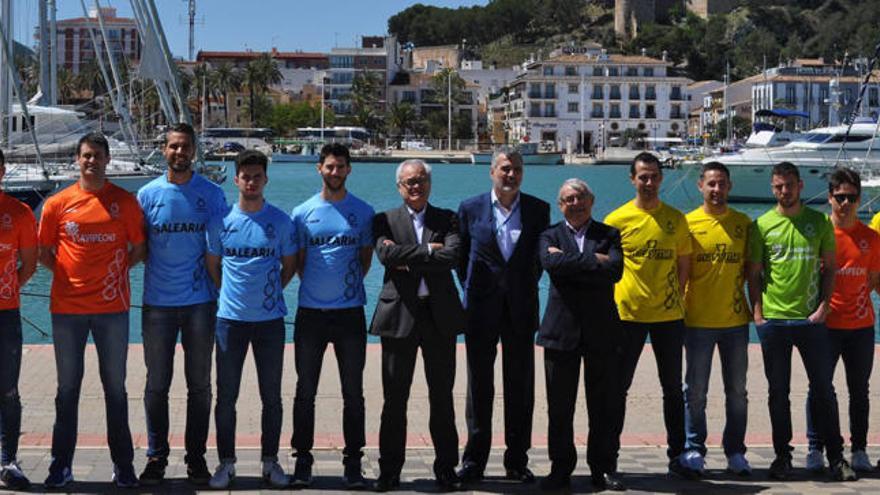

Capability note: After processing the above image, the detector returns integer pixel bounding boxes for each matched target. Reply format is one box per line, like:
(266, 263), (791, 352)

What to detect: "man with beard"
(747, 162), (855, 481)
(455, 149), (550, 484)
(290, 143), (375, 489)
(136, 123), (228, 486)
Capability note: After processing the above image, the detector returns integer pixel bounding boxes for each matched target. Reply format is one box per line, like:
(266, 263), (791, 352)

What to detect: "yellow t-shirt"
(684, 207), (751, 328)
(604, 200), (692, 322)
(870, 211), (880, 233)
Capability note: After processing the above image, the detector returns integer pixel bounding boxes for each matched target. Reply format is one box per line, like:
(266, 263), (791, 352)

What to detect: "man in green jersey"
(746, 162), (855, 482)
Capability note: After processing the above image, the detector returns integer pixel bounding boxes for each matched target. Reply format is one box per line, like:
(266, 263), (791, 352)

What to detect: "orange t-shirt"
(38, 181), (145, 314)
(0, 193), (38, 310)
(826, 221), (880, 329)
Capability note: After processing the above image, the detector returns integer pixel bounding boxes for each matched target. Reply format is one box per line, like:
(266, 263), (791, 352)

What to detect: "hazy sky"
(13, 0), (486, 58)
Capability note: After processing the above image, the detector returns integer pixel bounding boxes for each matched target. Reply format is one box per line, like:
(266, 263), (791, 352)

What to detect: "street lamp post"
(447, 68), (452, 151)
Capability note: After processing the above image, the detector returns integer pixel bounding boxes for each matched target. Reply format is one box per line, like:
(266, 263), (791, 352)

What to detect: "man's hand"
(428, 242), (443, 251)
(547, 246), (563, 254)
(807, 301), (830, 324)
(595, 253), (610, 263)
(383, 239), (396, 246)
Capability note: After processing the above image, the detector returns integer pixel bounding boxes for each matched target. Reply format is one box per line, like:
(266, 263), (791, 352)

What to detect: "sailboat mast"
(0, 0), (11, 147)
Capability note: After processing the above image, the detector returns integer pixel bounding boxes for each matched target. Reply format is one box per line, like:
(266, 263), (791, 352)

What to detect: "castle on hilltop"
(615, 0), (737, 39)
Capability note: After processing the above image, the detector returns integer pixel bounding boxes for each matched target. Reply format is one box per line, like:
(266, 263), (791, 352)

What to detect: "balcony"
(670, 91), (683, 101)
(591, 91), (604, 100)
(609, 90), (621, 100)
(629, 90), (640, 100)
(629, 109), (640, 118)
(591, 111), (604, 118)
(528, 92), (542, 99)
(609, 110), (622, 118)
(646, 111), (657, 119)
(670, 111), (684, 119)
(645, 91), (657, 100)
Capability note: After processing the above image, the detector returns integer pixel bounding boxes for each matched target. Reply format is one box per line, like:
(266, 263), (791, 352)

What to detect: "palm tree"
(212, 62), (242, 127)
(242, 54), (282, 126)
(387, 102), (417, 139)
(349, 69), (383, 134)
(56, 68), (78, 103)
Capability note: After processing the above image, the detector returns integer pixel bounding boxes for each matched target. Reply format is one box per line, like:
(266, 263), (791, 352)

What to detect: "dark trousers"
(462, 303), (534, 471)
(214, 317), (285, 462)
(612, 320), (686, 461)
(378, 300), (458, 476)
(545, 344), (620, 476)
(292, 307), (366, 463)
(0, 309), (22, 465)
(142, 302), (215, 464)
(757, 320), (843, 462)
(806, 326), (874, 453)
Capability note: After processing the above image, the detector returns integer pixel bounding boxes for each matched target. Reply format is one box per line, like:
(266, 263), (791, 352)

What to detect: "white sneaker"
(262, 460), (288, 488)
(726, 453), (752, 475)
(806, 449), (826, 472)
(681, 450), (705, 473)
(208, 462), (235, 489)
(851, 450), (874, 472)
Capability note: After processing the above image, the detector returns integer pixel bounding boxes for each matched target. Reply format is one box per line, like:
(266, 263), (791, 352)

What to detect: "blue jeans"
(142, 302), (215, 464)
(0, 309), (23, 465)
(756, 320), (843, 462)
(291, 307), (366, 463)
(214, 317), (284, 463)
(683, 325), (748, 457)
(806, 326), (875, 453)
(49, 312), (134, 471)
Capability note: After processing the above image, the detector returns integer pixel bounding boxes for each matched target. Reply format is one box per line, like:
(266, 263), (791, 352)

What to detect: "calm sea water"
(19, 161), (880, 343)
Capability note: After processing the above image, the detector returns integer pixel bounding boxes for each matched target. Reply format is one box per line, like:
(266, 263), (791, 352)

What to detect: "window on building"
(609, 103), (621, 118)
(545, 103), (556, 117)
(592, 85), (604, 99)
(870, 87), (879, 107)
(646, 104), (656, 119)
(530, 102), (541, 117)
(529, 83), (541, 98)
(591, 103), (604, 118)
(629, 104), (640, 118)
(593, 66), (604, 77)
(568, 83), (579, 94)
(645, 85), (656, 100)
(543, 65), (554, 76)
(608, 67), (619, 77)
(402, 91), (416, 103)
(565, 66), (577, 76)
(671, 86), (682, 100)
(785, 84), (796, 104)
(609, 85), (621, 100)
(643, 67), (654, 77)
(545, 83), (556, 98)
(671, 104), (682, 119)
(568, 102), (579, 113)
(629, 85), (640, 99)
(626, 67), (638, 77)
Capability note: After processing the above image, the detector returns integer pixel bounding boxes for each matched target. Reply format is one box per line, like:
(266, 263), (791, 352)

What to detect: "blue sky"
(13, 0), (486, 58)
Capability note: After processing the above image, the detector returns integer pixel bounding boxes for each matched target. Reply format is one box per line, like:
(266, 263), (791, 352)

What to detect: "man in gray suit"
(370, 159), (466, 492)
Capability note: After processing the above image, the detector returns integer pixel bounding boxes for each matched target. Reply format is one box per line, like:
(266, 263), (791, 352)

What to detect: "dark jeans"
(612, 319), (685, 461)
(683, 325), (749, 457)
(142, 302), (215, 464)
(806, 326), (874, 453)
(462, 302), (535, 471)
(292, 307), (366, 463)
(214, 317), (285, 463)
(378, 300), (458, 477)
(0, 309), (23, 465)
(49, 312), (134, 472)
(756, 320), (843, 462)
(545, 344), (620, 476)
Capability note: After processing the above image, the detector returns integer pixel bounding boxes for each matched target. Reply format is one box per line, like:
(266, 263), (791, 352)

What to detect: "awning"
(755, 108), (809, 119)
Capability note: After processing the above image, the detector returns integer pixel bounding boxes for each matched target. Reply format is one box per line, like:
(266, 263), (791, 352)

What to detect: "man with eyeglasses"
(747, 162), (855, 482)
(371, 159), (465, 492)
(802, 168), (879, 474)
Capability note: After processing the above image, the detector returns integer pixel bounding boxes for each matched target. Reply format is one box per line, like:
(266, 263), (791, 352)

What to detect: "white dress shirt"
(565, 219), (591, 253)
(407, 206), (430, 297)
(491, 190), (522, 261)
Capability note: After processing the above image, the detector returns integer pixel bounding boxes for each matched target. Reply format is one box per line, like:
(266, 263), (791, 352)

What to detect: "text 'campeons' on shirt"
(826, 221), (880, 329)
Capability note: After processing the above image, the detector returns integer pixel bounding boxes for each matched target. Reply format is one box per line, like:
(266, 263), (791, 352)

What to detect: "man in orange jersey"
(0, 150), (38, 490)
(38, 133), (146, 489)
(804, 168), (880, 473)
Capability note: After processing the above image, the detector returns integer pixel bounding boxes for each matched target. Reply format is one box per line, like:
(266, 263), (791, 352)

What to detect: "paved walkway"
(6, 343), (880, 493)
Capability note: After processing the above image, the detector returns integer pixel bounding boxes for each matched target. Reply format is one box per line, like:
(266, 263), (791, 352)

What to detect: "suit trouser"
(378, 300), (459, 476)
(545, 344), (620, 476)
(462, 301), (534, 470)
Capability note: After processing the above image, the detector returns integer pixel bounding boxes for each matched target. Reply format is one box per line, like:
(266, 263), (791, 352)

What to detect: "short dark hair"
(235, 149), (268, 174)
(165, 122), (196, 146)
(828, 167), (861, 196)
(319, 143), (351, 167)
(771, 161), (800, 180)
(76, 132), (110, 157)
(0, 148), (4, 166)
(630, 152), (662, 176)
(700, 161), (730, 180)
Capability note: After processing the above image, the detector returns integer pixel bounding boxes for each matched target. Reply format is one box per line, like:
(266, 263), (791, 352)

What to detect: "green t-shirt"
(747, 206), (835, 319)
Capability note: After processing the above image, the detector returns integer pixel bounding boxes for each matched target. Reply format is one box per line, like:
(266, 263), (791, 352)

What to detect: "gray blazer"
(370, 203), (466, 338)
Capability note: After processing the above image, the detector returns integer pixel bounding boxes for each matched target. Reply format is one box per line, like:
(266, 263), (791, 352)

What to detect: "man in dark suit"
(538, 178), (625, 492)
(456, 149), (551, 483)
(370, 159), (466, 492)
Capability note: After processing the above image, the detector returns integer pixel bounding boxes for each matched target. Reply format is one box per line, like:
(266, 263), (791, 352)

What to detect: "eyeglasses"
(398, 177), (429, 189)
(560, 193), (588, 205)
(832, 193), (859, 204)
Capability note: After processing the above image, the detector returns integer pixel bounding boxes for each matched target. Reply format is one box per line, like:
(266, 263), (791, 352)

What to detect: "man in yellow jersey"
(681, 162), (752, 476)
(747, 162), (855, 482)
(604, 152), (696, 479)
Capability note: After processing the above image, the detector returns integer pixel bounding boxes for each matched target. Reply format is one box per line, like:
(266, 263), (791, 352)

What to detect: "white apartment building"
(326, 36), (400, 116)
(505, 48), (690, 152)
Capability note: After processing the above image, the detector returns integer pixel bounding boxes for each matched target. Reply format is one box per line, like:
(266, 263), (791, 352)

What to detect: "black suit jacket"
(456, 191), (551, 335)
(537, 219), (624, 352)
(369, 203), (465, 338)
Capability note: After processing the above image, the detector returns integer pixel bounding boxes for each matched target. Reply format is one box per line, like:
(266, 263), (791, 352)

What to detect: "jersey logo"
(803, 223), (816, 238)
(0, 214), (11, 230)
(221, 226), (239, 234)
(734, 225), (744, 239)
(347, 213), (359, 228)
(196, 197), (207, 212)
(859, 239), (870, 253)
(109, 202), (120, 219)
(265, 223), (276, 239)
(664, 220), (675, 234)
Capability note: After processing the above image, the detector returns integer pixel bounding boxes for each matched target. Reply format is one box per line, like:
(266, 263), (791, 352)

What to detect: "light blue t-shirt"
(292, 192), (374, 309)
(207, 202), (297, 322)
(138, 172), (228, 307)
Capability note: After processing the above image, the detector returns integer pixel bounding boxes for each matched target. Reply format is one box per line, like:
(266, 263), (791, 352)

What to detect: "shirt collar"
(565, 218), (591, 236)
(491, 189), (521, 213)
(406, 204), (426, 222)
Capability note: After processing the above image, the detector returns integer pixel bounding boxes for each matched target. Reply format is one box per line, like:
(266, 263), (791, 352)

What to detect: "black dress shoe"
(505, 466), (536, 483)
(435, 470), (463, 492)
(372, 473), (400, 492)
(456, 464), (484, 483)
(592, 472), (626, 491)
(540, 471), (571, 491)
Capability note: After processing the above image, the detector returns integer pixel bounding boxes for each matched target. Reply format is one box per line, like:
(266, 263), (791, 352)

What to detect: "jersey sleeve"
(123, 195), (146, 245)
(18, 207), (38, 249)
(359, 205), (375, 248)
(871, 212), (880, 233)
(206, 217), (223, 256)
(281, 216), (298, 256)
(675, 212), (692, 256)
(819, 216), (836, 254)
(747, 220), (764, 264)
(38, 197), (60, 247)
(870, 231), (880, 273)
(210, 186), (229, 217)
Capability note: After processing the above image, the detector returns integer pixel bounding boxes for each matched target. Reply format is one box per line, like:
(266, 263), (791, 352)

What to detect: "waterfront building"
(387, 70), (480, 139)
(686, 80), (724, 140)
(326, 36), (401, 116)
(38, 6), (139, 75)
(705, 77), (754, 142)
(503, 47), (690, 153)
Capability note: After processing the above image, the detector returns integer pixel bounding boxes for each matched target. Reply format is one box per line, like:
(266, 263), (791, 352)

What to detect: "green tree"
(349, 70), (383, 134)
(387, 102), (417, 138)
(711, 115), (752, 143)
(242, 54), (282, 126)
(212, 62), (242, 127)
(268, 101), (335, 135)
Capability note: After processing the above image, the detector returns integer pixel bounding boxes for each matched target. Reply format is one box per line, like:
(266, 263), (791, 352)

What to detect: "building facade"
(326, 36), (400, 116)
(43, 7), (139, 74)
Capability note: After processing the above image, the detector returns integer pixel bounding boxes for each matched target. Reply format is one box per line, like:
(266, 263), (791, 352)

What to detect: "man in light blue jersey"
(289, 143), (375, 489)
(136, 123), (228, 486)
(205, 150), (297, 489)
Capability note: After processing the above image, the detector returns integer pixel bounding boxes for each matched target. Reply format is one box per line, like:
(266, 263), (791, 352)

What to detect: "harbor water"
(18, 161), (880, 343)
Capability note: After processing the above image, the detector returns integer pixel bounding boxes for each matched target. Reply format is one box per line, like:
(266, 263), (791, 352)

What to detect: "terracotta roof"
(544, 54), (669, 65)
(197, 50), (327, 61)
(57, 16), (135, 25)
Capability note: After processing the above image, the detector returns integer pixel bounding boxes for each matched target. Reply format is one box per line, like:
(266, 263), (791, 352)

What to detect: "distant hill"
(387, 0), (880, 81)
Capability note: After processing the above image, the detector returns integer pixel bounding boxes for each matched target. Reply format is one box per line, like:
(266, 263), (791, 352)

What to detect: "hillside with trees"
(388, 0), (880, 81)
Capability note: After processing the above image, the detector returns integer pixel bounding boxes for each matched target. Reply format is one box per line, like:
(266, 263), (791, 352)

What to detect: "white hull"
(471, 152), (563, 165)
